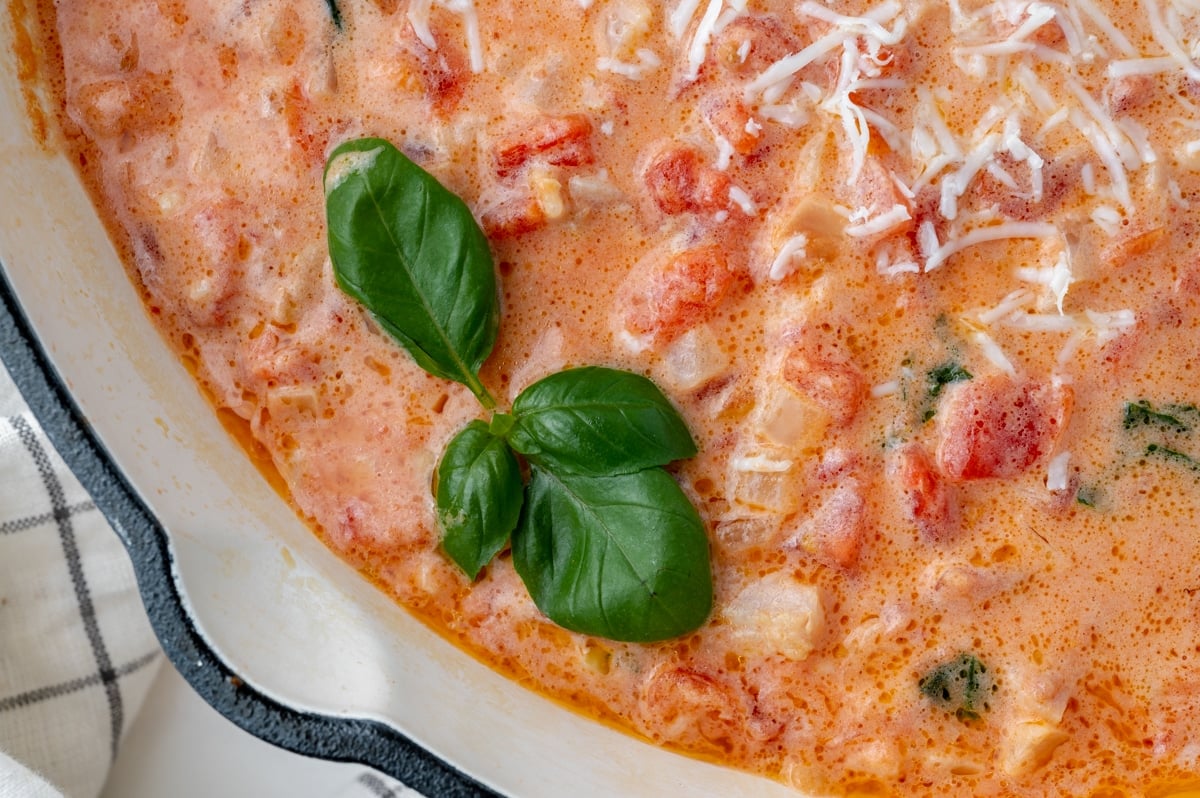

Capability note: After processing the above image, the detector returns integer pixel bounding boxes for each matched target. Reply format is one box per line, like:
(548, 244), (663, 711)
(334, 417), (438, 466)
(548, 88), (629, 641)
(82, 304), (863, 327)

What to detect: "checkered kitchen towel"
(0, 362), (160, 798)
(0, 363), (419, 798)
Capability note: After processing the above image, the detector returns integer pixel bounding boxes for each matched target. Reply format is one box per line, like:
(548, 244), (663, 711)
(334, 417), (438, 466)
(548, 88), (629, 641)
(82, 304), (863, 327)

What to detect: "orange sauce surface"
(21, 0), (1200, 793)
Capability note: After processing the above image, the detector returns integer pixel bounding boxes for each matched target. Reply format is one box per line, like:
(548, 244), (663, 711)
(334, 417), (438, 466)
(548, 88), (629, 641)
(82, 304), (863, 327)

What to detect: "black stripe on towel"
(0, 499), (97, 535)
(9, 416), (125, 762)
(0, 650), (160, 713)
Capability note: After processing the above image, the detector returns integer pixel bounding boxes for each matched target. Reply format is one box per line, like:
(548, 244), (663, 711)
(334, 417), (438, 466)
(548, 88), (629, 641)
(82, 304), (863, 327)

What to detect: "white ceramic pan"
(0, 11), (802, 798)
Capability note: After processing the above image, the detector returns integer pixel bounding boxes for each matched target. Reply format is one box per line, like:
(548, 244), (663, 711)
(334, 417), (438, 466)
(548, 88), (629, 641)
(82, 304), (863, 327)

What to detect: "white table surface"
(101, 660), (366, 798)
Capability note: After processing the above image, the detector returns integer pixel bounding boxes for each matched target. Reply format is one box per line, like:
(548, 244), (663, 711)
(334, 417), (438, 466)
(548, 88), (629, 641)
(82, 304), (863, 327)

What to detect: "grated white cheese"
(683, 0), (728, 82)
(408, 0), (485, 72)
(744, 0), (905, 100)
(979, 289), (1036, 325)
(1046, 451), (1071, 492)
(917, 220), (940, 259)
(1080, 162), (1097, 194)
(875, 248), (921, 276)
(1015, 250), (1074, 314)
(597, 48), (662, 80)
(1144, 0), (1200, 81)
(1169, 178), (1189, 207)
(1107, 55), (1180, 76)
(714, 135), (735, 170)
(407, 0), (437, 50)
(1003, 312), (1080, 332)
(1085, 308), (1136, 346)
(758, 101), (811, 128)
(1090, 204), (1123, 236)
(729, 185), (756, 214)
(973, 330), (1018, 376)
(845, 204), (912, 237)
(1074, 0), (1137, 55)
(1063, 75), (1142, 170)
(669, 0), (703, 39)
(925, 222), (1060, 272)
(1068, 110), (1132, 208)
(871, 380), (901, 397)
(940, 132), (1003, 220)
(768, 234), (808, 282)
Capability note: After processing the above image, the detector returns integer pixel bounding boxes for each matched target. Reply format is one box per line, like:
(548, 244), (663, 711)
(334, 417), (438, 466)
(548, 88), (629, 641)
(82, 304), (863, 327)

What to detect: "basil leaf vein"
(324, 138), (498, 407)
(508, 367), (697, 476)
(436, 420), (524, 579)
(512, 465), (712, 643)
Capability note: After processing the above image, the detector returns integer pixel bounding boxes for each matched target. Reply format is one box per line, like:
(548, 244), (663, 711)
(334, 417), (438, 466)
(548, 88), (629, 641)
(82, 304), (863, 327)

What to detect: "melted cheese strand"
(408, 0), (437, 50)
(744, 0), (904, 100)
(1073, 0), (1137, 55)
(407, 0), (485, 72)
(925, 222), (1059, 272)
(846, 204), (912, 237)
(1068, 109), (1133, 209)
(973, 330), (1018, 376)
(1107, 55), (1180, 76)
(1046, 451), (1071, 492)
(669, 0), (703, 39)
(1143, 0), (1200, 81)
(683, 0), (728, 82)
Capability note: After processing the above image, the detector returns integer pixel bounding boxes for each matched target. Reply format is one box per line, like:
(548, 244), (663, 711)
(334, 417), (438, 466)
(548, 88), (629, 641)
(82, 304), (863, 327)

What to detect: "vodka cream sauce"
(23, 0), (1200, 793)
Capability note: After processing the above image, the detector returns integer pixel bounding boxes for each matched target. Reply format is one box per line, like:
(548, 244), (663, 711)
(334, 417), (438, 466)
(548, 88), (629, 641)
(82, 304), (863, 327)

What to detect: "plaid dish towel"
(0, 362), (161, 798)
(0, 363), (419, 798)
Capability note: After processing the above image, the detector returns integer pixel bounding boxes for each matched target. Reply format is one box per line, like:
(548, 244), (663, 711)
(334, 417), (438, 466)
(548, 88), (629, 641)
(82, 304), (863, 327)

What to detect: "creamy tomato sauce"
(22, 0), (1200, 793)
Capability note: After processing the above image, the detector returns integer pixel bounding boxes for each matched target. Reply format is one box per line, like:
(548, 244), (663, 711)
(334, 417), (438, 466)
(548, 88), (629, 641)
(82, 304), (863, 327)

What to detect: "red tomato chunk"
(935, 375), (1071, 481)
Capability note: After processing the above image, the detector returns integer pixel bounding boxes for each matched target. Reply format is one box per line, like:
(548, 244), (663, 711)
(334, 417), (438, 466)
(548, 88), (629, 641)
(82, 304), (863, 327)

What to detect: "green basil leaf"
(436, 420), (524, 579)
(512, 465), (712, 642)
(324, 138), (498, 407)
(508, 367), (697, 476)
(324, 0), (342, 28)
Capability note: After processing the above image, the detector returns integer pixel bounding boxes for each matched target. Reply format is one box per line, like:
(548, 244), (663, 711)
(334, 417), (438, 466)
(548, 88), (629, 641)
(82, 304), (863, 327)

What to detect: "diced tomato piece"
(399, 25), (469, 115)
(711, 14), (800, 77)
(789, 481), (867, 569)
(1105, 74), (1154, 116)
(643, 145), (733, 215)
(890, 443), (959, 542)
(283, 80), (332, 164)
(935, 375), (1071, 481)
(72, 73), (180, 140)
(494, 114), (595, 177)
(625, 245), (737, 341)
(267, 6), (307, 67)
(481, 194), (546, 239)
(781, 349), (866, 426)
(969, 153), (1075, 222)
(852, 155), (909, 219)
(637, 665), (746, 754)
(701, 91), (760, 155)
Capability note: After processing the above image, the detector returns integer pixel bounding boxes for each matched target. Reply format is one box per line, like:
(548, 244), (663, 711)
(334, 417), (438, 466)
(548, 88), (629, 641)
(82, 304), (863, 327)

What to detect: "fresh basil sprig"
(436, 421), (524, 579)
(508, 367), (698, 476)
(514, 466), (711, 642)
(324, 138), (499, 408)
(324, 137), (713, 642)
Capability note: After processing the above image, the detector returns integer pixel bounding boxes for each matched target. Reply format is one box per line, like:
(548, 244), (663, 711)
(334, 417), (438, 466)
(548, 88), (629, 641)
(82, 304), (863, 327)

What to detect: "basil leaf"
(325, 0), (342, 29)
(919, 653), (995, 722)
(508, 367), (697, 476)
(512, 465), (712, 642)
(436, 421), (524, 579)
(324, 138), (498, 407)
